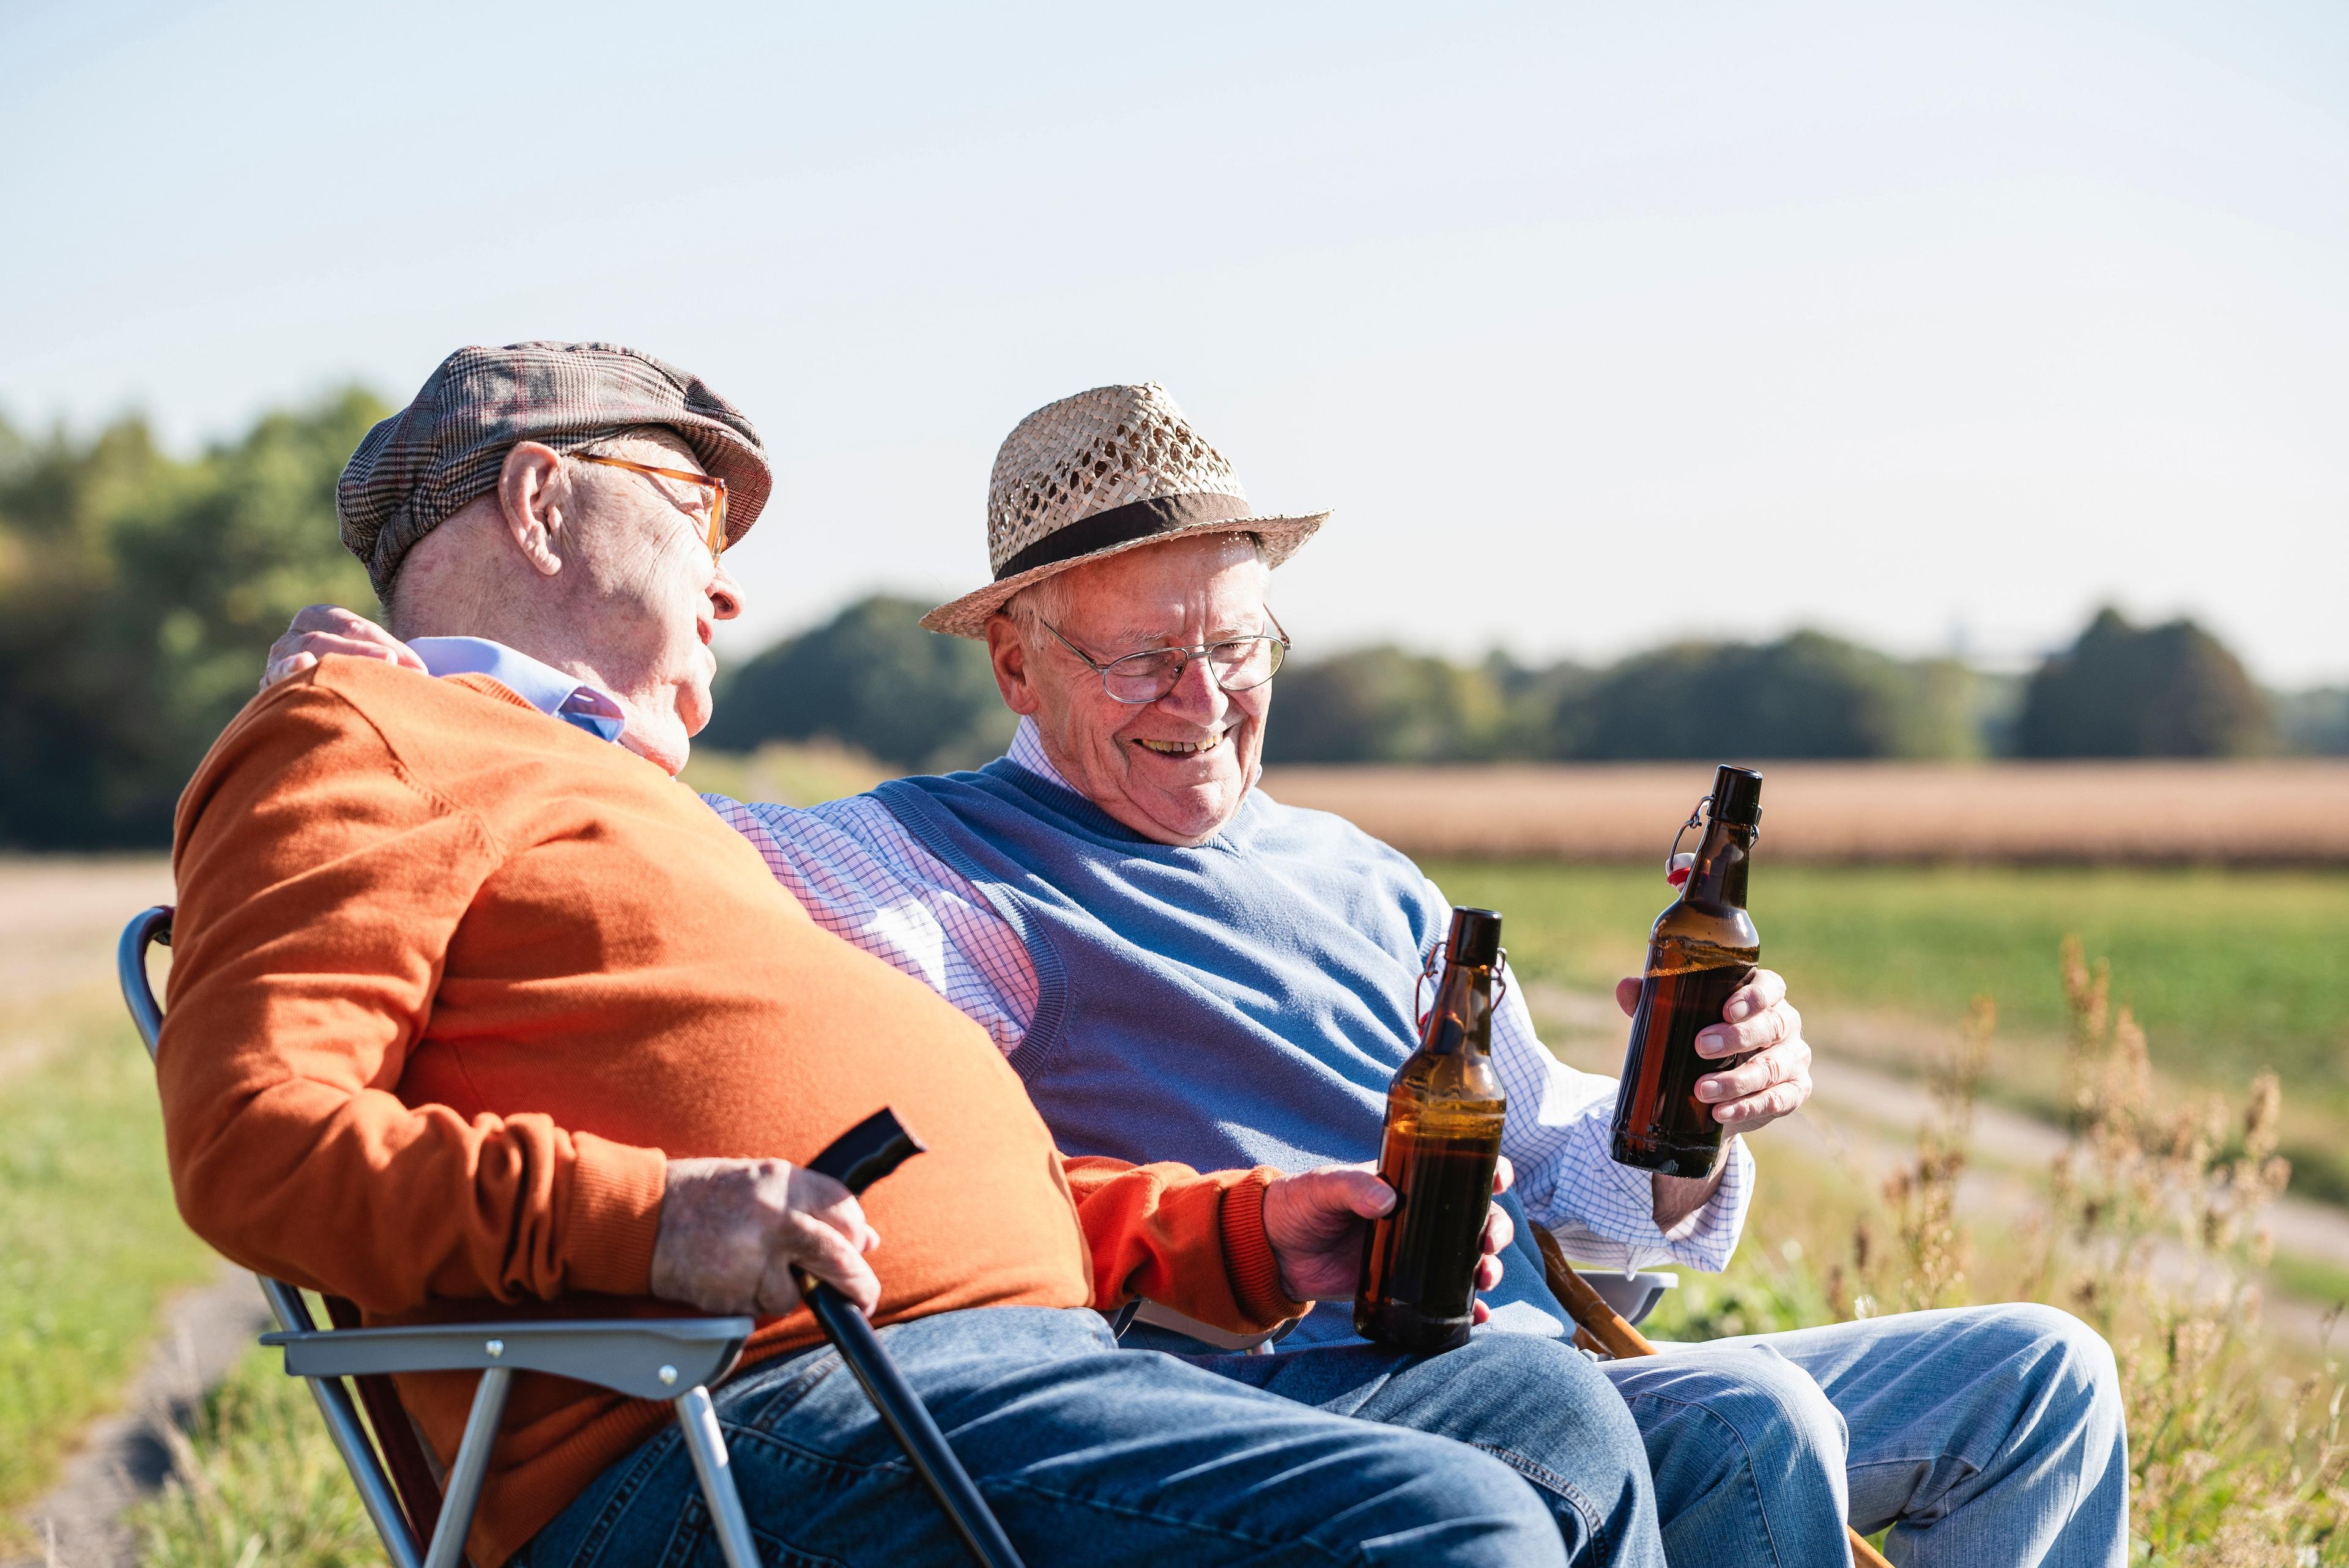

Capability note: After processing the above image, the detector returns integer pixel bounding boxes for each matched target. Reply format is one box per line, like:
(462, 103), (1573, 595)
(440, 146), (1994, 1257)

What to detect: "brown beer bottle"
(1608, 765), (1764, 1176)
(1355, 906), (1508, 1353)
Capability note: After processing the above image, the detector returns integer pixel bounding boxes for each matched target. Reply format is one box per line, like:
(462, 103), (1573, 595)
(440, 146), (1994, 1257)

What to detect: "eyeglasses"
(577, 453), (729, 560)
(1036, 611), (1290, 705)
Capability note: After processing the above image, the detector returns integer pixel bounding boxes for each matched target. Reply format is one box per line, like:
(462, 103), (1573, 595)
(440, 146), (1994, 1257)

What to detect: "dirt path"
(0, 858), (174, 1009)
(0, 858), (175, 1097)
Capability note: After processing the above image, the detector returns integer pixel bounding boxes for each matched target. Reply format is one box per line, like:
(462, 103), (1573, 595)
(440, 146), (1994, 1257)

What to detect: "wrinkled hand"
(649, 1157), (882, 1318)
(1260, 1158), (1515, 1320)
(260, 604), (425, 691)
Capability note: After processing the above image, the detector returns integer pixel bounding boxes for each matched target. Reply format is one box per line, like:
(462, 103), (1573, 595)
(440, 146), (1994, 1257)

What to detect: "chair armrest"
(1578, 1271), (1677, 1328)
(1128, 1300), (1301, 1353)
(261, 1317), (756, 1400)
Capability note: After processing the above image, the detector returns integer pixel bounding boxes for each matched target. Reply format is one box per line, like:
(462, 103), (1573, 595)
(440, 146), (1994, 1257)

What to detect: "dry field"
(1259, 759), (2349, 864)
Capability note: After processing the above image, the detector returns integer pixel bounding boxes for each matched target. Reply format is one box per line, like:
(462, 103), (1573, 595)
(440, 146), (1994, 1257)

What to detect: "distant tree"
(2276, 687), (2349, 756)
(705, 594), (1014, 771)
(1556, 630), (1978, 761)
(2016, 608), (2272, 758)
(0, 390), (384, 847)
(1260, 644), (1510, 764)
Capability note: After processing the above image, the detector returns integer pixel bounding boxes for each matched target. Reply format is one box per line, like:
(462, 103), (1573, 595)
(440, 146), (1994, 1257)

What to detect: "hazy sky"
(5, 1), (2344, 683)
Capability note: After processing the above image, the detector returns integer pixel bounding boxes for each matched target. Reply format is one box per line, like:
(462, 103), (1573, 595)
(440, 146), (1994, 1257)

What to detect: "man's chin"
(1135, 781), (1247, 843)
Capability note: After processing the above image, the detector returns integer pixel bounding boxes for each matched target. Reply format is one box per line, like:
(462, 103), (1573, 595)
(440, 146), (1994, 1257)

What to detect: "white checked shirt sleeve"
(1468, 883), (1754, 1274)
(702, 792), (1040, 1056)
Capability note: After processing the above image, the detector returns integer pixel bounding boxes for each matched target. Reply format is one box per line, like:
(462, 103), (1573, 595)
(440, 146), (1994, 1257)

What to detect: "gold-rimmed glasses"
(1036, 611), (1290, 705)
(577, 453), (729, 560)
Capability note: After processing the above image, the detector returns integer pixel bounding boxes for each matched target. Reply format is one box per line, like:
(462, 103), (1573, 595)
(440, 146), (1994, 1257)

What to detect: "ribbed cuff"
(564, 1135), (669, 1296)
(1219, 1167), (1308, 1327)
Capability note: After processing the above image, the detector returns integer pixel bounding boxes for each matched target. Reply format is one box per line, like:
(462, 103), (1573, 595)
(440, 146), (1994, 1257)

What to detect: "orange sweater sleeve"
(1060, 1157), (1307, 1332)
(159, 675), (668, 1315)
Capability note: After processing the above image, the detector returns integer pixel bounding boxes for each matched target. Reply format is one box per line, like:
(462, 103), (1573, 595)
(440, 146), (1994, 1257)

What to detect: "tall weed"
(1826, 937), (2341, 1562)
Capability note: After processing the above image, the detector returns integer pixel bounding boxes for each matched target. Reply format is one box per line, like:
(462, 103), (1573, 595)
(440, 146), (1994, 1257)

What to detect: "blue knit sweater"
(877, 761), (1569, 1348)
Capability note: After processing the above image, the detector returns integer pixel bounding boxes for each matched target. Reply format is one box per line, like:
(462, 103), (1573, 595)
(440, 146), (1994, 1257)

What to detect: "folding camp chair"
(119, 907), (766, 1568)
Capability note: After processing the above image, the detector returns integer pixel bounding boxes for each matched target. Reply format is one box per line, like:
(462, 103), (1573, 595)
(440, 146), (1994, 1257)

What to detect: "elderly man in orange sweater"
(163, 343), (1666, 1568)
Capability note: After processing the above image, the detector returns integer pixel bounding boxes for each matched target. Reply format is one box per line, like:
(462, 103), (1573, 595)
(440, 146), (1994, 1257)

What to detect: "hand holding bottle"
(1263, 1158), (1515, 1311)
(1614, 838), (1813, 1143)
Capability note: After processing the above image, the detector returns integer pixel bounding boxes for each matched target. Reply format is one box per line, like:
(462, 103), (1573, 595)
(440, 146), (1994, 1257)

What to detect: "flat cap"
(338, 341), (773, 600)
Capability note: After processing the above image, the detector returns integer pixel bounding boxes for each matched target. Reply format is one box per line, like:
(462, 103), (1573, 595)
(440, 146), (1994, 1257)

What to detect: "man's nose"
(1155, 650), (1227, 722)
(710, 563), (744, 621)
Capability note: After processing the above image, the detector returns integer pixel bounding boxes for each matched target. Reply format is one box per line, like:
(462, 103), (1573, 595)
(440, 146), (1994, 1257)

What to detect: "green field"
(0, 997), (218, 1538)
(1431, 860), (2349, 1198)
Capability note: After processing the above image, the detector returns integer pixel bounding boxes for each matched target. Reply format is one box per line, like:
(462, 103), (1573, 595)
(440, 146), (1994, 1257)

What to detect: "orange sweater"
(161, 658), (1301, 1567)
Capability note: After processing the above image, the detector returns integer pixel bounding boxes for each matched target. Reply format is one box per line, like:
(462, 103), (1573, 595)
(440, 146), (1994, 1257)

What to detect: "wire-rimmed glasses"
(577, 454), (729, 560)
(1036, 611), (1290, 705)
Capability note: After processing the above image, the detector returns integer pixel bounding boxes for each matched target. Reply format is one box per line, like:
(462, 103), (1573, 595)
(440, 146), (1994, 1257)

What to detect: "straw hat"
(921, 383), (1327, 638)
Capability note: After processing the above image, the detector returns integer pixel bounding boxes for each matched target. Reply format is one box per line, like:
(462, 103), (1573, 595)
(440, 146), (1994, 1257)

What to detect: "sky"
(4, 0), (2345, 684)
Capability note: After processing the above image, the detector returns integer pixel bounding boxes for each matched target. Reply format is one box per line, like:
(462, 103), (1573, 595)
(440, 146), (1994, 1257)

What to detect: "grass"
(126, 1347), (384, 1568)
(1432, 860), (2349, 1199)
(2269, 1251), (2349, 1312)
(1640, 949), (2349, 1562)
(0, 992), (218, 1534)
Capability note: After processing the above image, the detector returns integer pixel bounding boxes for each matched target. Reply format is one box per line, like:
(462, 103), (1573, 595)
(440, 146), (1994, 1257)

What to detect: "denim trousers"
(516, 1305), (1662, 1568)
(1595, 1303), (2129, 1568)
(518, 1300), (2124, 1568)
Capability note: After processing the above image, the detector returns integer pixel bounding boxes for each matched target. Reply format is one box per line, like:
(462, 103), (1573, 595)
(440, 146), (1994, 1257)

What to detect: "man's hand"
(648, 1157), (882, 1318)
(261, 604), (425, 691)
(1628, 851), (1813, 1137)
(1260, 1158), (1515, 1320)
(1611, 966), (1811, 1135)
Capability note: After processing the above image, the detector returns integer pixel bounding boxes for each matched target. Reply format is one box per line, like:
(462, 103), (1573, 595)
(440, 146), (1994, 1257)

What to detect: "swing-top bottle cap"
(1709, 765), (1764, 828)
(1445, 906), (1503, 968)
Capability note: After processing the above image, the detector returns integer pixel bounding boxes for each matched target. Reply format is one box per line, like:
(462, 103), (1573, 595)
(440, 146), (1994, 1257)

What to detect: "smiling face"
(985, 533), (1276, 846)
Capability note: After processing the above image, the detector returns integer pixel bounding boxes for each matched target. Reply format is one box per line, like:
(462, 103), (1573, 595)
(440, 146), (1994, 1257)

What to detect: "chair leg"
(674, 1387), (761, 1568)
(424, 1367), (511, 1568)
(260, 1279), (425, 1568)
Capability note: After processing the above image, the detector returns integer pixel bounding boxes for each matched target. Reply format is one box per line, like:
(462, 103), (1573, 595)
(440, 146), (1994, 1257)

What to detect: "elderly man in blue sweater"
(270, 381), (2126, 1568)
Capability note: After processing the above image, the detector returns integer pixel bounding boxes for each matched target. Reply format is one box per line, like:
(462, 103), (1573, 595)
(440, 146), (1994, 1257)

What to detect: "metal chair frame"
(120, 907), (763, 1568)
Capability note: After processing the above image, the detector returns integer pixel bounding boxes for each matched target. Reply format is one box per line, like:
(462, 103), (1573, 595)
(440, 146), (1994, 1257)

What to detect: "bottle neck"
(1682, 817), (1756, 910)
(1420, 961), (1496, 1057)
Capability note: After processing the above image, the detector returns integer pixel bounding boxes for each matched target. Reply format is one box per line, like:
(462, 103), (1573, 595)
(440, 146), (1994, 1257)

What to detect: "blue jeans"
(517, 1306), (1663, 1568)
(1602, 1304), (2129, 1567)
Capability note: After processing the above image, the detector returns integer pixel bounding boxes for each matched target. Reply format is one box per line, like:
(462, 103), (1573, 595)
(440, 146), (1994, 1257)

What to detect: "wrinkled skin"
(985, 534), (1274, 847)
(267, 429), (739, 775)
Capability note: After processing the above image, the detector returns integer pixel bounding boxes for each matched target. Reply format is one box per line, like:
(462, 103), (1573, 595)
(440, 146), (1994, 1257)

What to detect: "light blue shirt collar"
(408, 637), (628, 743)
(1004, 716), (1078, 793)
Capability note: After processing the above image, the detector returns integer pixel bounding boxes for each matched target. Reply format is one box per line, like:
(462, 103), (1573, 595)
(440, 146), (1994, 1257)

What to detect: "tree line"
(2, 394), (2337, 847)
(717, 596), (2301, 772)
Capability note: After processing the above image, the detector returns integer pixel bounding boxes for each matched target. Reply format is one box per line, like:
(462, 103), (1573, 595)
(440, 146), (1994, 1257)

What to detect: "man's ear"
(985, 614), (1042, 716)
(496, 442), (568, 578)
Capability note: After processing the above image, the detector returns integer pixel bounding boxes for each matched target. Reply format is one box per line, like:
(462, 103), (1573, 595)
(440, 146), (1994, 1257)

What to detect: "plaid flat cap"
(338, 341), (773, 600)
